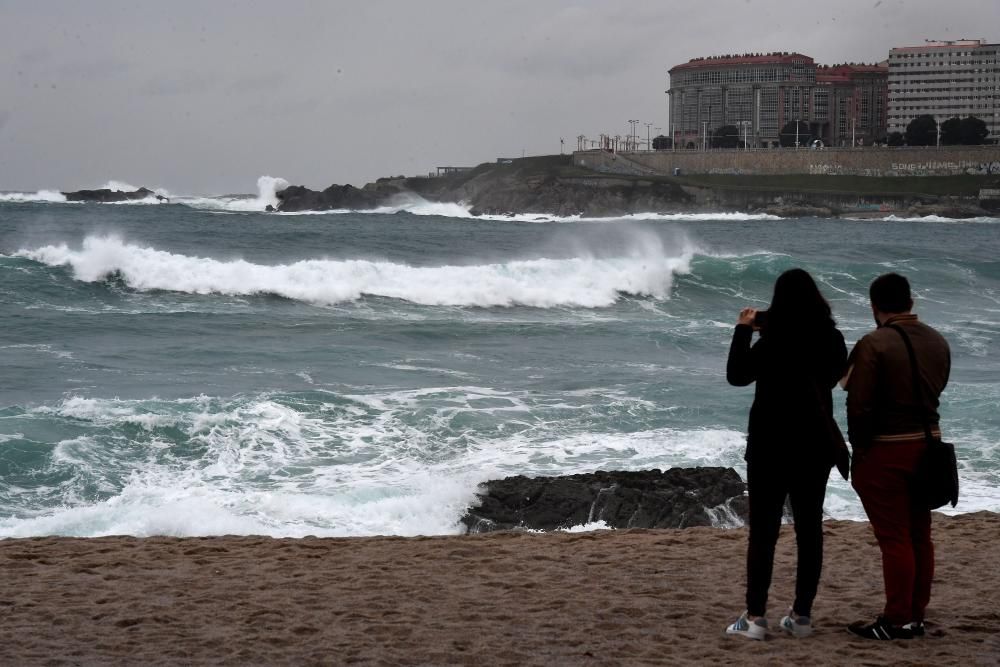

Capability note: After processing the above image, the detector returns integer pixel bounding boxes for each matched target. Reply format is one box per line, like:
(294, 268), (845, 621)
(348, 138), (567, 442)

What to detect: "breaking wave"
(15, 233), (695, 308)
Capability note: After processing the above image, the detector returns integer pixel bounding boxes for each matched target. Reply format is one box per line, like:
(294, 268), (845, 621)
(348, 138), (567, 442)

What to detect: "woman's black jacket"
(727, 322), (847, 465)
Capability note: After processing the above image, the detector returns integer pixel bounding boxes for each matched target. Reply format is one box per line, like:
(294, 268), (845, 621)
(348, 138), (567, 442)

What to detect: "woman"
(724, 268), (847, 640)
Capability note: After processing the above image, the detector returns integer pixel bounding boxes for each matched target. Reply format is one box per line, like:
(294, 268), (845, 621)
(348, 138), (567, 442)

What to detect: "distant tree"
(940, 117), (963, 145)
(779, 120), (812, 147)
(652, 135), (672, 150)
(959, 116), (989, 145)
(685, 141), (696, 149)
(886, 131), (905, 147)
(711, 125), (740, 149)
(905, 115), (937, 146)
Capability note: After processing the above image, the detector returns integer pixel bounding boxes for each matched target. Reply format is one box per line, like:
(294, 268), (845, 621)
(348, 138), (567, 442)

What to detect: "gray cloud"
(0, 0), (997, 194)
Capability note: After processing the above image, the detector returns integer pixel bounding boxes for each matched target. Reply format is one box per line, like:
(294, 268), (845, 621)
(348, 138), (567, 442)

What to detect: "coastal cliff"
(274, 154), (998, 218)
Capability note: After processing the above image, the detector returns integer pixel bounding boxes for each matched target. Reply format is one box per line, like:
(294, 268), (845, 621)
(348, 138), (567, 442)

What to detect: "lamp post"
(645, 122), (652, 151)
(795, 119), (801, 149)
(629, 119), (639, 151)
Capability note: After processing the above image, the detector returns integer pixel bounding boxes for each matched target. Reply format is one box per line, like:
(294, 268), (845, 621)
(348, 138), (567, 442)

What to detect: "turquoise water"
(1, 195), (998, 536)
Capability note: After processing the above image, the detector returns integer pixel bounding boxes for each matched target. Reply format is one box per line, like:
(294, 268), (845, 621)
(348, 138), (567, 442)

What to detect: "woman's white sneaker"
(726, 611), (768, 640)
(779, 608), (813, 638)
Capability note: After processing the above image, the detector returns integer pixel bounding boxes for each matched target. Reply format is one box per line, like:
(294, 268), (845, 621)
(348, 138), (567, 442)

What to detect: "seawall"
(574, 146), (1000, 178)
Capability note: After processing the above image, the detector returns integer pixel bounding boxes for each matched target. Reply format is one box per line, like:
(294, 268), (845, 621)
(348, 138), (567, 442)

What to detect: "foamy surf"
(17, 234), (696, 308)
(0, 392), (754, 537)
(0, 190), (70, 203)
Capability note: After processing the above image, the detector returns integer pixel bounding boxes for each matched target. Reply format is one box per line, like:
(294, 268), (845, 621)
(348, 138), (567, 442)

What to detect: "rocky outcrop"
(461, 467), (748, 534)
(462, 176), (694, 217)
(273, 156), (694, 217)
(62, 187), (167, 203)
(275, 183), (388, 212)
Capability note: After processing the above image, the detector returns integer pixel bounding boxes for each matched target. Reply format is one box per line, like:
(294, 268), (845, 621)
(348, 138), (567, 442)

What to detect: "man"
(844, 273), (950, 640)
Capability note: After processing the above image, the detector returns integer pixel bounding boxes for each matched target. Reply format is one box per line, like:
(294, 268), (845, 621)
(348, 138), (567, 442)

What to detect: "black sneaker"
(847, 616), (915, 640)
(902, 621), (925, 638)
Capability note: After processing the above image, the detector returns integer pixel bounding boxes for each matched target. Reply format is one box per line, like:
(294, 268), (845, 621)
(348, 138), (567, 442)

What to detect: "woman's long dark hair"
(765, 268), (835, 335)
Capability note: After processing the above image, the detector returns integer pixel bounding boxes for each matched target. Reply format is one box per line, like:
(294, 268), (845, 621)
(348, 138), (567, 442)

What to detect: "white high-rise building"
(887, 39), (1000, 141)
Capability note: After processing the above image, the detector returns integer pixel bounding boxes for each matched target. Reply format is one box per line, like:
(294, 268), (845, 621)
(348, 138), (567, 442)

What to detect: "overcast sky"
(1, 0), (997, 194)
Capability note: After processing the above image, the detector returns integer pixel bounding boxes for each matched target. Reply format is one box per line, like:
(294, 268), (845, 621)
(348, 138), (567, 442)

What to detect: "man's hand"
(738, 307), (757, 328)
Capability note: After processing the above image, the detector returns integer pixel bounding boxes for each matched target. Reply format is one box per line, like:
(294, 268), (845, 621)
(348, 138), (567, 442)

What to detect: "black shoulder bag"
(886, 324), (959, 510)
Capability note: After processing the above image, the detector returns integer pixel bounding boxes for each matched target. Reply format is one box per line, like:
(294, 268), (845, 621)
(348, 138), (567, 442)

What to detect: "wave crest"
(16, 234), (695, 308)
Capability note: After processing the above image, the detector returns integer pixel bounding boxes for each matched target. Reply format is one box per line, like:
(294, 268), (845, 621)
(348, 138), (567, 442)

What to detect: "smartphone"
(753, 310), (768, 329)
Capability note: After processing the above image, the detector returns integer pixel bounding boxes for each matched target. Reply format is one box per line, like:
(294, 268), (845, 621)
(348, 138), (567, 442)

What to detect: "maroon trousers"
(851, 440), (934, 625)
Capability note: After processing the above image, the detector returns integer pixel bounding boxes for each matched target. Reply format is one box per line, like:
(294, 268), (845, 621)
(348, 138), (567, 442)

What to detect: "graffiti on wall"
(808, 164), (886, 177)
(890, 161), (1000, 175)
(707, 167), (747, 175)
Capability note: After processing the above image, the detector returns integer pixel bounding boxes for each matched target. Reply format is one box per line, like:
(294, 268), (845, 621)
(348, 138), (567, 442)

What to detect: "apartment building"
(667, 53), (888, 148)
(887, 39), (1000, 140)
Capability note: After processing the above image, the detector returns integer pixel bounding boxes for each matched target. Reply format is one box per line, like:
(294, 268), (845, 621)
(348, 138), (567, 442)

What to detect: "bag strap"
(885, 323), (935, 445)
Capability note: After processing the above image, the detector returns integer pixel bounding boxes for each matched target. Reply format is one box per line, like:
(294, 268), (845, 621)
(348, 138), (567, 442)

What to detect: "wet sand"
(2, 512), (999, 666)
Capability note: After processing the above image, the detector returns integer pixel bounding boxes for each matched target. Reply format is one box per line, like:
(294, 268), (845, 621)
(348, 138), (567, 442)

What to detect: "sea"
(1, 177), (998, 538)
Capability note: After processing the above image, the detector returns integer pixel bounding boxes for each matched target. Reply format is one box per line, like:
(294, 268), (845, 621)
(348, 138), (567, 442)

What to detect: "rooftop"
(670, 52), (813, 72)
(816, 63), (888, 83)
(891, 38), (996, 51)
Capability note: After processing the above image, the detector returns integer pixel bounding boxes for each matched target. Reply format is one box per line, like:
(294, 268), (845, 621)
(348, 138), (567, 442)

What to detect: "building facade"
(814, 65), (889, 146)
(667, 53), (888, 148)
(887, 39), (1000, 141)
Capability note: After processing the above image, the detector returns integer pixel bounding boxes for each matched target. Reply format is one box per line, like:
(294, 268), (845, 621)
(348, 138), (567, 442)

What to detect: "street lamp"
(739, 120), (751, 151)
(644, 122), (653, 151)
(628, 119), (639, 150)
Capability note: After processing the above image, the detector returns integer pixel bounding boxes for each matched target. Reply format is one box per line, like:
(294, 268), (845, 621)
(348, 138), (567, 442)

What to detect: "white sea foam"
(274, 195), (786, 224)
(17, 233), (696, 308)
(5, 387), (998, 537)
(0, 190), (69, 203)
(846, 214), (1000, 224)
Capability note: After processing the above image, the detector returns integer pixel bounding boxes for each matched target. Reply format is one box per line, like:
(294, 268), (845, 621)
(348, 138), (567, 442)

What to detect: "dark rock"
(62, 187), (161, 203)
(905, 202), (990, 219)
(275, 182), (397, 212)
(757, 203), (835, 218)
(461, 467), (748, 534)
(265, 204), (275, 212)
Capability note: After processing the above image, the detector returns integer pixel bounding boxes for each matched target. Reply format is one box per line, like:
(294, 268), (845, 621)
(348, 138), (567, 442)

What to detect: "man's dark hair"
(870, 273), (913, 314)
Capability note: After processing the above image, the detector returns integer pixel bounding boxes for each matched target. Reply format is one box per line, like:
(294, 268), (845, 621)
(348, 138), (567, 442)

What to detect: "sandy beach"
(2, 512), (999, 666)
